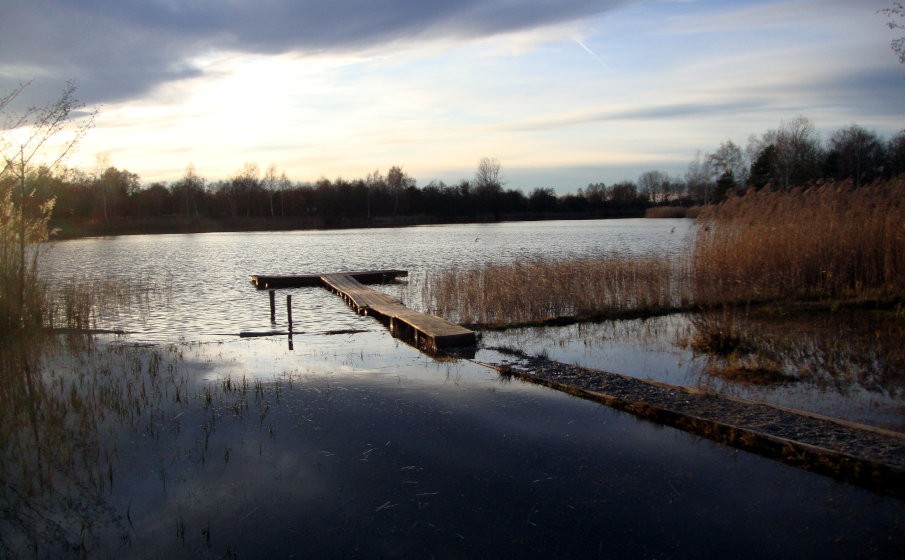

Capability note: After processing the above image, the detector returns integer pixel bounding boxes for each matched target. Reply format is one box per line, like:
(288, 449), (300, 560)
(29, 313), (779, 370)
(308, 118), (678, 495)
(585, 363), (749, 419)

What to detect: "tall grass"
(425, 176), (905, 327)
(0, 175), (55, 337)
(44, 272), (168, 331)
(424, 255), (690, 326)
(693, 177), (905, 305)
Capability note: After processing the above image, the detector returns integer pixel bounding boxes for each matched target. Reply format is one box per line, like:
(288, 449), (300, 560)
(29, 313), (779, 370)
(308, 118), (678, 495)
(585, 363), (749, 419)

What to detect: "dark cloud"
(0, 0), (631, 106)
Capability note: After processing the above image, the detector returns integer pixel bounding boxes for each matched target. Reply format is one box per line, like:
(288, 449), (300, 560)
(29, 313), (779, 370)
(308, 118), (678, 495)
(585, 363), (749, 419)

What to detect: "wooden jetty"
(251, 269), (407, 289)
(249, 270), (475, 353)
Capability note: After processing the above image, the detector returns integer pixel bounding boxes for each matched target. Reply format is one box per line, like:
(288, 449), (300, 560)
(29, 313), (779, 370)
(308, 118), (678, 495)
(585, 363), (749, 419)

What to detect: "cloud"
(505, 99), (769, 132)
(0, 0), (633, 106)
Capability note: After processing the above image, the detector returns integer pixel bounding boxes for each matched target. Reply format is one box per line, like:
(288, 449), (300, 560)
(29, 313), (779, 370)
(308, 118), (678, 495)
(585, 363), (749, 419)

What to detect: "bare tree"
(474, 157), (503, 192)
(882, 1), (905, 64)
(685, 151), (714, 204)
(828, 125), (885, 187)
(637, 170), (671, 203)
(1, 81), (95, 332)
(263, 164), (279, 218)
(761, 117), (822, 189)
(708, 139), (748, 189)
(278, 172), (291, 217)
(386, 165), (414, 216)
(171, 164), (205, 221)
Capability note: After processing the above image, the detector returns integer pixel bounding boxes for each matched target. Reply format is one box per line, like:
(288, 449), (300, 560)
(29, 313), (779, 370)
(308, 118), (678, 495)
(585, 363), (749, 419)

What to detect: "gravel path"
(481, 352), (905, 499)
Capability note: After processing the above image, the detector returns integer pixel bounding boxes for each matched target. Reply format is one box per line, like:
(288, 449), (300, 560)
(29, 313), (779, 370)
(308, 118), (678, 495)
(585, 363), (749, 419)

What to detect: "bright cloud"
(2, 0), (903, 192)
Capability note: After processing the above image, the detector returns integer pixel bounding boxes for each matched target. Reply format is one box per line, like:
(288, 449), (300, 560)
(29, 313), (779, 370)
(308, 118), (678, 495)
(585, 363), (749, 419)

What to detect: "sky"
(2, 0), (903, 194)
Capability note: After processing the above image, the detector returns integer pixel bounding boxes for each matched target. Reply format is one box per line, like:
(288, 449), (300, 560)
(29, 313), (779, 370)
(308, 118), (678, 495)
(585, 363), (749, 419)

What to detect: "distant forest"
(17, 118), (905, 237)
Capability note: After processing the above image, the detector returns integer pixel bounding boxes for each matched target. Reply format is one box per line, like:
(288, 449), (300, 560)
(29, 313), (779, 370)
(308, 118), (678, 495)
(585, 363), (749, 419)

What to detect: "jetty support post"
(286, 294), (293, 330)
(269, 290), (276, 323)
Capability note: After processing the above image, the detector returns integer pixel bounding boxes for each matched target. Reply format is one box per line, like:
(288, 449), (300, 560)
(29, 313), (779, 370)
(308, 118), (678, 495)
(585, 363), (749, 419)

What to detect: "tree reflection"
(0, 335), (188, 556)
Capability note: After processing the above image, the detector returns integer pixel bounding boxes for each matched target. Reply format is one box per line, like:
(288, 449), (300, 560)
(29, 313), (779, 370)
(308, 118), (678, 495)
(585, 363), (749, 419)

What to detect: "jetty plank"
(321, 273), (476, 352)
(320, 273), (403, 313)
(251, 269), (406, 289)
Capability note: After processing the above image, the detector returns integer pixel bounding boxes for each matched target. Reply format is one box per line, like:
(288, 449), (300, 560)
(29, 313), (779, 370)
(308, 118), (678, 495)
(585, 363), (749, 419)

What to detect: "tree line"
(13, 119), (905, 236)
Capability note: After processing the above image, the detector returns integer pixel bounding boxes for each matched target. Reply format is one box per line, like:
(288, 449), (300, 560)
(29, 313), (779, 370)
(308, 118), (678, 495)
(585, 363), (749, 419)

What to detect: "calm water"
(4, 219), (901, 557)
(43, 218), (905, 430)
(43, 218), (691, 340)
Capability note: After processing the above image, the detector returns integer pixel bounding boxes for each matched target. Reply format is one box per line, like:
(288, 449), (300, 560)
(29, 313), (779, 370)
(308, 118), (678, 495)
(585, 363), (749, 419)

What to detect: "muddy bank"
(481, 351), (905, 499)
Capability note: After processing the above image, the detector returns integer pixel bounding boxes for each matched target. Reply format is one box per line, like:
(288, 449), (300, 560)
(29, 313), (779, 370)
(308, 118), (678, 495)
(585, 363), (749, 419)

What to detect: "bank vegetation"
(426, 176), (905, 328)
(7, 115), (903, 238)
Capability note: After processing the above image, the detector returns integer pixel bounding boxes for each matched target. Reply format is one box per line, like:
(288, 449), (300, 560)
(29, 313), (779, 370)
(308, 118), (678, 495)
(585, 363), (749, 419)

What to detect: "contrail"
(573, 37), (610, 71)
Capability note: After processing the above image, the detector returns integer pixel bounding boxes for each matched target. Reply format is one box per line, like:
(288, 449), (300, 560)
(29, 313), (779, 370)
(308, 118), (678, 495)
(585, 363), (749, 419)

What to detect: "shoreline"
(46, 210), (661, 240)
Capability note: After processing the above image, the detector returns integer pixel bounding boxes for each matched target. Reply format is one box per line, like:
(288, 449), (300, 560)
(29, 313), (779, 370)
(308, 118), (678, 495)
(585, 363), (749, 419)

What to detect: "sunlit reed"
(692, 177), (905, 306)
(425, 176), (905, 327)
(424, 255), (691, 327)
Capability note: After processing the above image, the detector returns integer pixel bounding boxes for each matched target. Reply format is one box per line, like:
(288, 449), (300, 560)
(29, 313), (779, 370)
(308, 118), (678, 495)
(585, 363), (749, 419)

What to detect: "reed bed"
(43, 272), (168, 331)
(425, 176), (905, 328)
(693, 178), (905, 305)
(424, 255), (691, 327)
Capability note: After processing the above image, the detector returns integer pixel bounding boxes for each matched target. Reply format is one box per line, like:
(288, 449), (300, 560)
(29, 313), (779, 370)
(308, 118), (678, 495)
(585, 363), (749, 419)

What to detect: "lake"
(42, 218), (691, 340)
(3, 219), (902, 558)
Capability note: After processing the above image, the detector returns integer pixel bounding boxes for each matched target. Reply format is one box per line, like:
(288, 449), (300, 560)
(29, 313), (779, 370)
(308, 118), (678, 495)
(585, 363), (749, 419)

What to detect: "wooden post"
(286, 294), (293, 330)
(269, 290), (276, 323)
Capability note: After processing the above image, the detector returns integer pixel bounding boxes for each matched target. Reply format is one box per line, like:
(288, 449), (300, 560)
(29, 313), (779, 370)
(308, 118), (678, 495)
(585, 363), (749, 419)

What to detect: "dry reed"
(0, 176), (55, 337)
(425, 176), (905, 327)
(44, 273), (164, 331)
(424, 255), (691, 326)
(693, 177), (905, 306)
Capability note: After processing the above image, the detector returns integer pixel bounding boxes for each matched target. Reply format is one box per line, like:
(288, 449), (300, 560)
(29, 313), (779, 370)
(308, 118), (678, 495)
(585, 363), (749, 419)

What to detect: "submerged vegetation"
(686, 306), (905, 395)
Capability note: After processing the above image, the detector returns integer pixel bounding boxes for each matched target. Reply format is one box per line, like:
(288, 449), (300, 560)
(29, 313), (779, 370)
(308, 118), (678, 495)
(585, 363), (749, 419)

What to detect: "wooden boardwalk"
(250, 270), (475, 353)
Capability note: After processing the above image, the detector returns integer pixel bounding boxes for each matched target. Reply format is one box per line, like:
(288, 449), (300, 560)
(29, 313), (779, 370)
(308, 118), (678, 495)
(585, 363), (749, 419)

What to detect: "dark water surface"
(5, 334), (903, 558)
(3, 219), (901, 557)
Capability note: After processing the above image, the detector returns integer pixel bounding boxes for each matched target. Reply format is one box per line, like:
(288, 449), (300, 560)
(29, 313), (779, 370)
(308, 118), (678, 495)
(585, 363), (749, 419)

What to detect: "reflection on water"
(41, 219), (692, 341)
(2, 333), (904, 558)
(5, 219), (900, 555)
(690, 308), (905, 430)
(0, 335), (188, 556)
(480, 309), (905, 431)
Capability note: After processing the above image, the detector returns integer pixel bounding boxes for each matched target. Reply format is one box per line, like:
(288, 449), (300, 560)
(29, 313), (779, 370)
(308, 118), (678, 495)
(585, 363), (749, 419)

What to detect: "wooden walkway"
(251, 269), (407, 289)
(250, 270), (476, 353)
